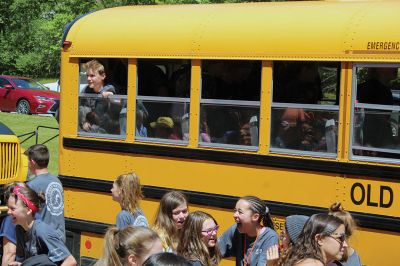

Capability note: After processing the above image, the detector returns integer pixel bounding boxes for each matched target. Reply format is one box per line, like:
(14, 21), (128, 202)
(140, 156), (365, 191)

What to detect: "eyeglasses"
(201, 225), (219, 235)
(328, 234), (346, 245)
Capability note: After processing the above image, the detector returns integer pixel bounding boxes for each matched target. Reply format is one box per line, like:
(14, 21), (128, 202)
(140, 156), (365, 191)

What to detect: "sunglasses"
(328, 233), (347, 245)
(201, 225), (219, 235)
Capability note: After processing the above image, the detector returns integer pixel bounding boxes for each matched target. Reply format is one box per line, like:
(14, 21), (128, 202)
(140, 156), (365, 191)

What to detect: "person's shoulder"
(32, 220), (49, 235)
(34, 221), (60, 238)
(295, 258), (324, 266)
(190, 260), (203, 266)
(261, 226), (279, 239)
(117, 210), (131, 219)
(103, 84), (117, 93)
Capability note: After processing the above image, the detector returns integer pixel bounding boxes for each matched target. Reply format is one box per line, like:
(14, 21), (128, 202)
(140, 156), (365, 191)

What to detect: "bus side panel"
(61, 148), (341, 210)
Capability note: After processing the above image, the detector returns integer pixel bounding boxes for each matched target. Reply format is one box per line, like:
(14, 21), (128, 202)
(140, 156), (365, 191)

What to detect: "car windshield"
(12, 78), (48, 90)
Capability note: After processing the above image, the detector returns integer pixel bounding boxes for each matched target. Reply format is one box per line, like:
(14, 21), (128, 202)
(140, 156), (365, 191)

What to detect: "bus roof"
(64, 1), (400, 62)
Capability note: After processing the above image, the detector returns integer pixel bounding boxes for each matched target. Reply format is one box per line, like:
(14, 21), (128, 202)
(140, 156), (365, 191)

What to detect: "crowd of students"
(93, 171), (362, 266)
(0, 143), (362, 266)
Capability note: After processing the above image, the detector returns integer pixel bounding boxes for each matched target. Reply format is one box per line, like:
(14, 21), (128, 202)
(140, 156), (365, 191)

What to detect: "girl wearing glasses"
(153, 191), (189, 252)
(280, 213), (348, 266)
(7, 185), (77, 265)
(111, 172), (149, 229)
(218, 196), (279, 266)
(327, 203), (362, 266)
(177, 211), (221, 266)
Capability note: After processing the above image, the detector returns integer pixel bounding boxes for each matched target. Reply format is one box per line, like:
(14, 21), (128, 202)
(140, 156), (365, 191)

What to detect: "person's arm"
(217, 224), (237, 258)
(60, 255), (77, 266)
(101, 91), (114, 97)
(2, 237), (16, 266)
(7, 262), (21, 266)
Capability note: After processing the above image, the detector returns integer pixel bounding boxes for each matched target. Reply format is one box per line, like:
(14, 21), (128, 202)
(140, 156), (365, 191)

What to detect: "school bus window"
(271, 61), (340, 156)
(77, 58), (128, 138)
(351, 65), (400, 161)
(200, 60), (261, 149)
(136, 59), (190, 143)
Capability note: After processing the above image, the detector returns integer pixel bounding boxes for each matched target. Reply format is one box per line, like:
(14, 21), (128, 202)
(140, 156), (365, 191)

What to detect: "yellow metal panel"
(188, 60), (201, 148)
(258, 61), (272, 154)
(340, 176), (399, 217)
(340, 62), (353, 162)
(126, 59), (137, 142)
(64, 188), (119, 224)
(61, 149), (341, 209)
(80, 232), (104, 259)
(65, 2), (400, 61)
(59, 55), (79, 138)
(351, 228), (400, 266)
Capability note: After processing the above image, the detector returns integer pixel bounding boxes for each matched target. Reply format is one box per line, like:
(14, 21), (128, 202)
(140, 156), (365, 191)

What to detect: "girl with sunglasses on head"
(177, 211), (221, 266)
(280, 213), (348, 266)
(218, 196), (279, 266)
(111, 172), (149, 229)
(152, 191), (189, 252)
(95, 226), (163, 266)
(327, 203), (362, 266)
(7, 185), (76, 266)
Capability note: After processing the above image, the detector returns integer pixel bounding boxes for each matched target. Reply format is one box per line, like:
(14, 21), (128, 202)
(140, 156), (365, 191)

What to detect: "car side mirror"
(4, 84), (13, 90)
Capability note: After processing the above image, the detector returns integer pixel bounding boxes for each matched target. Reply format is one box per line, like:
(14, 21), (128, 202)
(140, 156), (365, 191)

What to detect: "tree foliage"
(0, 0), (270, 78)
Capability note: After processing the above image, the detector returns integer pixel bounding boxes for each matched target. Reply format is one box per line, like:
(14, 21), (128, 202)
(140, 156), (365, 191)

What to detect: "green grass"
(0, 112), (59, 175)
(37, 78), (58, 84)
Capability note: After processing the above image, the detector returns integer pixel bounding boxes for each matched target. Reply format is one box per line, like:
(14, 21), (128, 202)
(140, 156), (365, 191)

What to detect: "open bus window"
(136, 59), (190, 143)
(270, 61), (340, 156)
(77, 58), (128, 138)
(200, 60), (261, 149)
(351, 65), (400, 161)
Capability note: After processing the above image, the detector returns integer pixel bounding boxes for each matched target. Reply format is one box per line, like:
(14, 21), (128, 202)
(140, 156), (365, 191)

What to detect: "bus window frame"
(199, 60), (262, 151)
(135, 59), (191, 145)
(269, 61), (341, 158)
(350, 62), (400, 164)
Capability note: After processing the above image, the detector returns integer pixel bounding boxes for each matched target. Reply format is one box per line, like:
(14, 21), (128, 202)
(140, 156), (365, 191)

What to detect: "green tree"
(0, 0), (277, 78)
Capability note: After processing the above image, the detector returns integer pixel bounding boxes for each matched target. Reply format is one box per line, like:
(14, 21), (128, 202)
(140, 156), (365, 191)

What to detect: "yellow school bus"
(0, 122), (28, 210)
(59, 1), (400, 265)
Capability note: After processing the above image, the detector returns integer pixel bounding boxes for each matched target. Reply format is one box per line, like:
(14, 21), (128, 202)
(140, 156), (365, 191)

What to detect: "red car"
(0, 75), (60, 115)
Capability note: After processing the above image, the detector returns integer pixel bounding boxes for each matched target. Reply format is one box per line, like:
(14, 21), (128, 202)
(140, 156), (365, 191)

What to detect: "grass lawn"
(37, 78), (58, 84)
(0, 112), (59, 175)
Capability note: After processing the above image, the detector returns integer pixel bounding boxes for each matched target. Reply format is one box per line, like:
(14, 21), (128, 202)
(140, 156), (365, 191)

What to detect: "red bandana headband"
(13, 186), (39, 214)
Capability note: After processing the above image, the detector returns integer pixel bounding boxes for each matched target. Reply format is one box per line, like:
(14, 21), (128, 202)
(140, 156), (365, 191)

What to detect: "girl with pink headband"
(7, 185), (77, 266)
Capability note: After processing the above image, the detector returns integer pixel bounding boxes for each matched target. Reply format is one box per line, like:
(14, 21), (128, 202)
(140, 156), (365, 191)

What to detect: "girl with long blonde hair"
(95, 226), (163, 266)
(152, 191), (189, 252)
(111, 172), (148, 228)
(177, 211), (221, 266)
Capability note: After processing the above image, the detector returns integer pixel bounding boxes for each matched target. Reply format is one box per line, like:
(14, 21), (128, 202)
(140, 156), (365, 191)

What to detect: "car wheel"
(16, 99), (30, 114)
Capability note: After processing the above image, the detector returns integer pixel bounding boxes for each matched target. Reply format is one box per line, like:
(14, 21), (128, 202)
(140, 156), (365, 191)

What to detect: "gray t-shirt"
(116, 209), (148, 229)
(27, 173), (65, 241)
(218, 224), (279, 266)
(343, 250), (362, 266)
(16, 221), (71, 264)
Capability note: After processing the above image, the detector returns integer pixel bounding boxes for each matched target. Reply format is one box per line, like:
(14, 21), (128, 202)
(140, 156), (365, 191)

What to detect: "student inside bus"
(78, 59), (127, 136)
(200, 60), (261, 146)
(272, 61), (339, 153)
